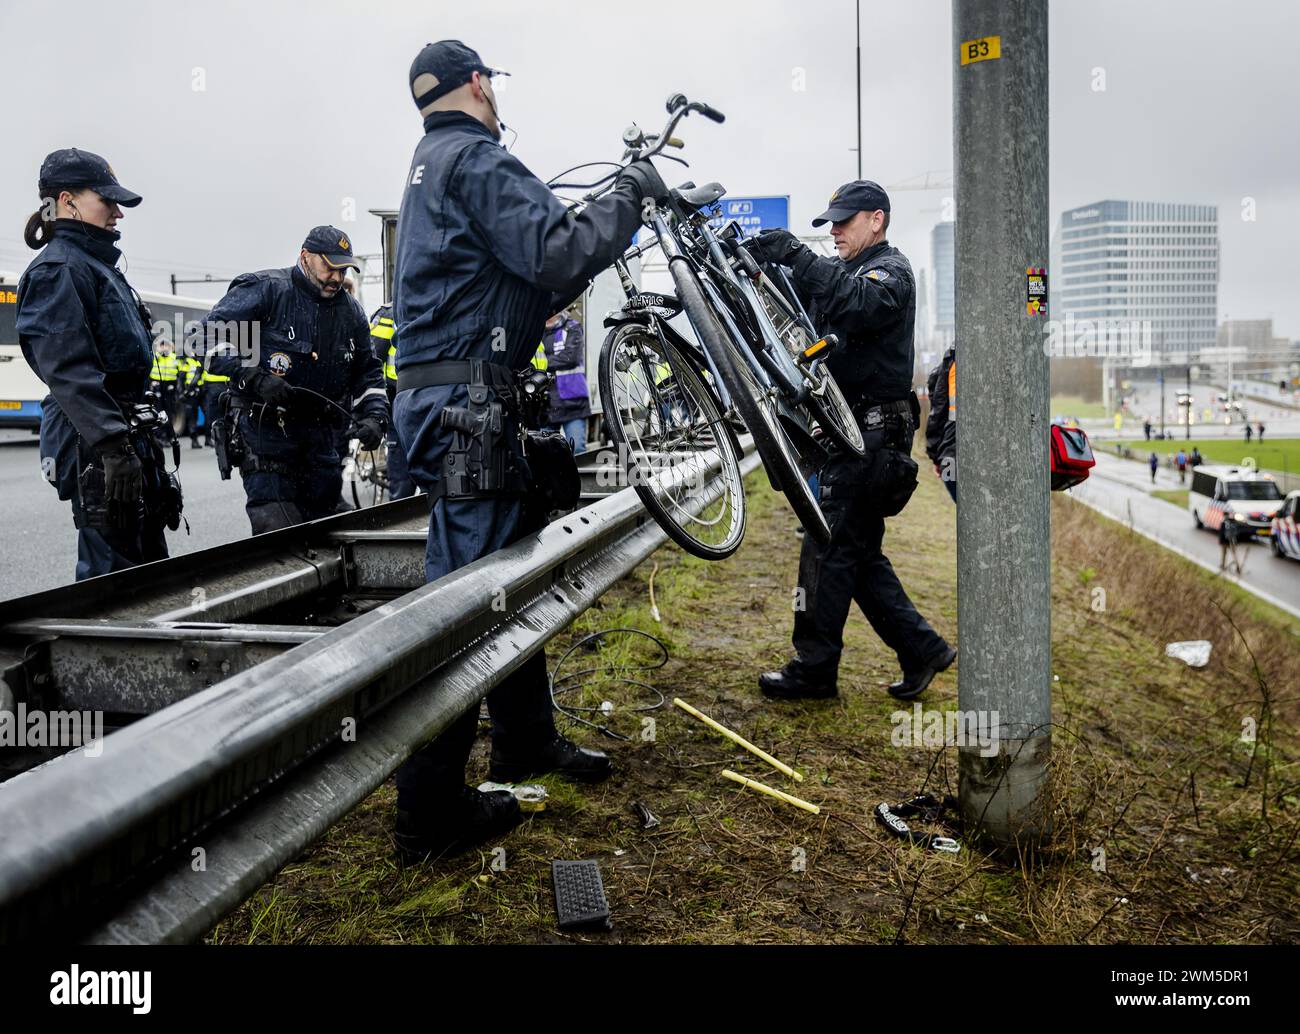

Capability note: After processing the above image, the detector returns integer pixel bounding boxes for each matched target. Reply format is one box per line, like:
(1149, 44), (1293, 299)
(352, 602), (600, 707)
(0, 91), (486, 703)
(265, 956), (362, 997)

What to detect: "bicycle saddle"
(674, 181), (726, 209)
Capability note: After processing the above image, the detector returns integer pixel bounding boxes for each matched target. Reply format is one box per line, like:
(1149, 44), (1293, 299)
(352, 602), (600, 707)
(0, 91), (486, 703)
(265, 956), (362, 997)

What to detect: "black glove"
(349, 416), (386, 451)
(98, 435), (143, 504)
(618, 159), (668, 205)
(242, 368), (294, 407)
(748, 228), (806, 267)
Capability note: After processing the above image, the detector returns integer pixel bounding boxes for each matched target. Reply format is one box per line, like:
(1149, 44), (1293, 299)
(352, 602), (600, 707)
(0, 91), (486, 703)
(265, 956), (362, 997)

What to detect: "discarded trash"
(477, 781), (549, 812)
(873, 794), (961, 853)
(631, 800), (660, 830)
(648, 561), (662, 623)
(720, 769), (820, 815)
(673, 697), (804, 782)
(1165, 640), (1212, 668)
(552, 859), (612, 931)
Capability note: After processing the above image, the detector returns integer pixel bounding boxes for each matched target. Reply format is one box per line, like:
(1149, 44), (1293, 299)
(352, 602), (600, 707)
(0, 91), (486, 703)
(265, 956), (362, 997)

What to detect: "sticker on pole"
(1026, 267), (1048, 315)
(960, 36), (1001, 65)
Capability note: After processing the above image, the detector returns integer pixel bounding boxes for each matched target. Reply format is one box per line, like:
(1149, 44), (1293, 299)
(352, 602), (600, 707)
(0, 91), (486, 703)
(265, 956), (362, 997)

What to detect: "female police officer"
(16, 148), (170, 580)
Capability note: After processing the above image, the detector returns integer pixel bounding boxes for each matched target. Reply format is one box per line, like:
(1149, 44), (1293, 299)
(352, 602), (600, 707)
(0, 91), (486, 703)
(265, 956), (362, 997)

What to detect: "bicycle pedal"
(551, 859), (612, 931)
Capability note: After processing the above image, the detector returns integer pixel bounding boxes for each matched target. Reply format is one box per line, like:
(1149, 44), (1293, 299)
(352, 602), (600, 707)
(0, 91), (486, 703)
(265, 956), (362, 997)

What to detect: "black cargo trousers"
(791, 409), (950, 679)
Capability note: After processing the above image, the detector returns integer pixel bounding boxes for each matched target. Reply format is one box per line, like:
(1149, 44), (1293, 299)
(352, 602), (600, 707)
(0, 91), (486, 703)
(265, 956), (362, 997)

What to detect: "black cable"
(547, 627), (669, 741)
(253, 398), (298, 532)
(546, 160), (625, 190)
(249, 383), (373, 528)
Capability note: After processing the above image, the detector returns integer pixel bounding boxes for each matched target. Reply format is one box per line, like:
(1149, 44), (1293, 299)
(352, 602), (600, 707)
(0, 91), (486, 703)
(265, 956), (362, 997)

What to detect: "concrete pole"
(953, 0), (1052, 849)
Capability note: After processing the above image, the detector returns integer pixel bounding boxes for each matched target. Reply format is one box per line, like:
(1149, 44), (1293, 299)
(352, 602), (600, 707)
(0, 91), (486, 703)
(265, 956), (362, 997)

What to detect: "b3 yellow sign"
(960, 36), (1001, 65)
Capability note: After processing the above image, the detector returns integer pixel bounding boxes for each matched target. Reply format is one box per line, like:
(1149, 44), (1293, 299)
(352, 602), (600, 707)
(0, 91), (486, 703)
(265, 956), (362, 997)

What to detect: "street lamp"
(855, 0), (862, 180)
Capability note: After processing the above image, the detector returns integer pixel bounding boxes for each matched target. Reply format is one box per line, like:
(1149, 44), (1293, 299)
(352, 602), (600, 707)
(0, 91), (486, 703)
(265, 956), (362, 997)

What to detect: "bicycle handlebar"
(634, 94), (726, 161)
(557, 93), (727, 203)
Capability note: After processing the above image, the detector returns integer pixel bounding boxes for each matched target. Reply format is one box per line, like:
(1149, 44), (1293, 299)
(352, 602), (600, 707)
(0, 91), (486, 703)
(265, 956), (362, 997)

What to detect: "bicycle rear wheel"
(752, 276), (865, 457)
(599, 322), (746, 560)
(669, 257), (832, 544)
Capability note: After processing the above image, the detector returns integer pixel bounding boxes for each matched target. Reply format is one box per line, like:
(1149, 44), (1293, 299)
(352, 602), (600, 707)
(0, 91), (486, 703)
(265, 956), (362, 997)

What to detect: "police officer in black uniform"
(202, 227), (388, 533)
(390, 40), (666, 858)
(16, 149), (177, 580)
(750, 181), (956, 701)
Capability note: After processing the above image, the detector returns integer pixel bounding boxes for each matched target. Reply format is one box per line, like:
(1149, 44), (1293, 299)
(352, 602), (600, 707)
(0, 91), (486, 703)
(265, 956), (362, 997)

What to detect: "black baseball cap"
(38, 148), (142, 207)
(409, 40), (509, 113)
(811, 180), (891, 227)
(302, 225), (360, 271)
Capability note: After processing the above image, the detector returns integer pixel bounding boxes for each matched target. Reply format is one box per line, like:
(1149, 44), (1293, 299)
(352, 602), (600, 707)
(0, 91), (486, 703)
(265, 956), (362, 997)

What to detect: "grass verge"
(208, 450), (1299, 945)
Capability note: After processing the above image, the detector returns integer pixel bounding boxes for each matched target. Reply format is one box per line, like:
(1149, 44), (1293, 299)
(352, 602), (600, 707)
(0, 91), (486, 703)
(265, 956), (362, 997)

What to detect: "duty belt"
(396, 358), (517, 396)
(854, 398), (913, 421)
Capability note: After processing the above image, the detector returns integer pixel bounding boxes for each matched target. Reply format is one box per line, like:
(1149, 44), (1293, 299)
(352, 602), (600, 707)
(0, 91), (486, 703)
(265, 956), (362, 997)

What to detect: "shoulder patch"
(864, 268), (890, 281)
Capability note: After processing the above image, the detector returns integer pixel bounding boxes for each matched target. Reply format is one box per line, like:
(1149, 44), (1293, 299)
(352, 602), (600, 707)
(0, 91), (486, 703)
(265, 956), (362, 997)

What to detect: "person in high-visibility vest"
(196, 351), (229, 448)
(149, 341), (180, 441)
(178, 354), (204, 448)
(534, 309), (590, 453)
(369, 303), (414, 499)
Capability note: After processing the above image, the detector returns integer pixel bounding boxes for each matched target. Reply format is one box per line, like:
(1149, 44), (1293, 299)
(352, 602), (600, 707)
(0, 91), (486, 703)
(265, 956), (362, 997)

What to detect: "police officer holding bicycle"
(749, 181), (956, 702)
(390, 40), (667, 858)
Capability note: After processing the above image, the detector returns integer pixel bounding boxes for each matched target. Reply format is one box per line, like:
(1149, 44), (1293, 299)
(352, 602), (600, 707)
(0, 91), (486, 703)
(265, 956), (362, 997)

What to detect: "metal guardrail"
(0, 444), (758, 943)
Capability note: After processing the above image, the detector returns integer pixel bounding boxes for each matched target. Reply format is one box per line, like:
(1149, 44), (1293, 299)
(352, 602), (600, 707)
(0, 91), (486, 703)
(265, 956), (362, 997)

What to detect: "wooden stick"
(672, 697), (804, 782)
(721, 769), (821, 815)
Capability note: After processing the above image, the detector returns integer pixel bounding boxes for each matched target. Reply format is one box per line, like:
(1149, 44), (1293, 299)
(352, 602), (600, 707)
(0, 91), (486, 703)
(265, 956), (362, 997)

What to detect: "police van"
(1271, 490), (1300, 560)
(1188, 464), (1286, 541)
(0, 271), (211, 432)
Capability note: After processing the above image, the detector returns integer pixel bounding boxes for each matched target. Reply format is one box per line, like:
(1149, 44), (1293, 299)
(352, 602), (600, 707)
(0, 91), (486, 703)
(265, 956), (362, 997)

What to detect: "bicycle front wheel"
(599, 322), (746, 560)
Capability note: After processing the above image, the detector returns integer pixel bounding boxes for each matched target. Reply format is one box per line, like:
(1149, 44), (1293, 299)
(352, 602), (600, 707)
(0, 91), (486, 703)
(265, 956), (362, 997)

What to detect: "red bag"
(1050, 424), (1095, 491)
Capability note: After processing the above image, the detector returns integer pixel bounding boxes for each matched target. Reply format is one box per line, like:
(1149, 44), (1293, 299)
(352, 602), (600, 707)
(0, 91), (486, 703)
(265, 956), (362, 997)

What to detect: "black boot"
(759, 663), (838, 699)
(488, 733), (612, 784)
(887, 645), (958, 701)
(394, 786), (521, 861)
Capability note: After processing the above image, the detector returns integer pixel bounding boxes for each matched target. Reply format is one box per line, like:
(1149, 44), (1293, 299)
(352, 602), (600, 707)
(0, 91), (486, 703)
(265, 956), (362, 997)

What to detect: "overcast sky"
(1, 0), (1295, 336)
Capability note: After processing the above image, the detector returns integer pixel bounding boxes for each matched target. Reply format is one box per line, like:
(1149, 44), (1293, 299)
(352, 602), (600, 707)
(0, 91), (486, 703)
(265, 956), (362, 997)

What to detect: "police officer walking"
(749, 181), (956, 701)
(202, 226), (389, 533)
(368, 302), (415, 500)
(16, 149), (176, 580)
(391, 40), (666, 858)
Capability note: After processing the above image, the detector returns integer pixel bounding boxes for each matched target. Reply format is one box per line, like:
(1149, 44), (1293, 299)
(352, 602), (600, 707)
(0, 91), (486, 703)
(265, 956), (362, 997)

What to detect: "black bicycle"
(554, 94), (863, 559)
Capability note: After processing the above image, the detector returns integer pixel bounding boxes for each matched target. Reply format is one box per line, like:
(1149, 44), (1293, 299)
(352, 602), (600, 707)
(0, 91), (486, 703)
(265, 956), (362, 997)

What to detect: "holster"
(436, 380), (527, 501)
(826, 393), (921, 518)
(73, 436), (115, 531)
(132, 415), (184, 533)
(211, 395), (245, 481)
